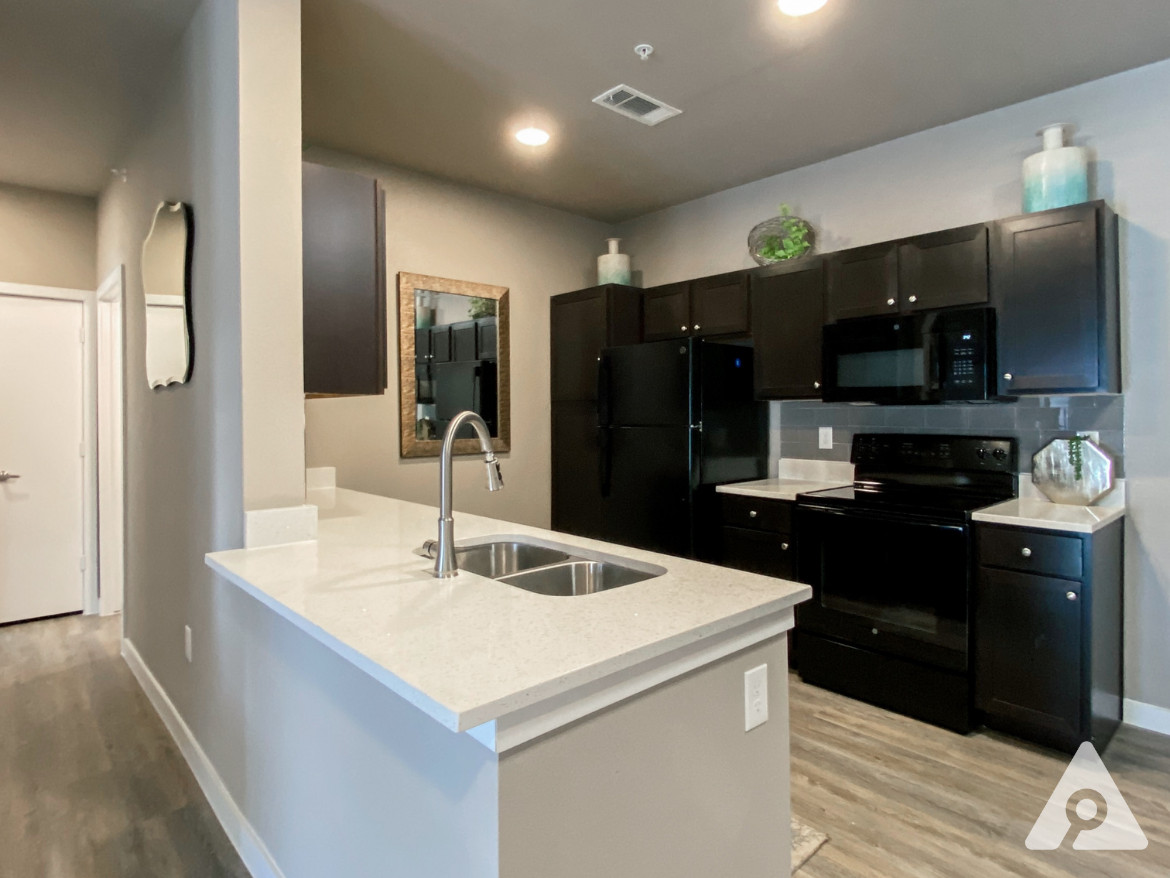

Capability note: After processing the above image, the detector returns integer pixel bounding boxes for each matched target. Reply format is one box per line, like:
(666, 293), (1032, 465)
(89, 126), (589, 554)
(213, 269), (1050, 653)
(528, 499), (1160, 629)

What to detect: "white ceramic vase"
(1022, 123), (1089, 213)
(597, 238), (631, 286)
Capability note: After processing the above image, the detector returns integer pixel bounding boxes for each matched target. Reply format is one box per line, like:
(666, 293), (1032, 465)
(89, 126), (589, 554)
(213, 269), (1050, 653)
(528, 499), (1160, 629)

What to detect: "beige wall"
(304, 149), (612, 528)
(618, 59), (1170, 716)
(0, 182), (96, 289)
(95, 0), (305, 837)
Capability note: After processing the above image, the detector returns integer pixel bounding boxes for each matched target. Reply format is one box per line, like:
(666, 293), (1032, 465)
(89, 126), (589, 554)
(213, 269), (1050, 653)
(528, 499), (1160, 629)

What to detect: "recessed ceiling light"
(777, 0), (827, 16)
(515, 127), (551, 147)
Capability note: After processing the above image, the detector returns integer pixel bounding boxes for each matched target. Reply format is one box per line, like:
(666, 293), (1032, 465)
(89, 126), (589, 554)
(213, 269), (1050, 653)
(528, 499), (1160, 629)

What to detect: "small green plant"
(467, 297), (497, 320)
(1069, 434), (1086, 481)
(759, 204), (812, 262)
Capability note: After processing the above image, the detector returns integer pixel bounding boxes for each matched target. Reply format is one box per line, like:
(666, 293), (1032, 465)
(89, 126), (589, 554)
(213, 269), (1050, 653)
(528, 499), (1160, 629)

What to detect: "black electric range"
(794, 433), (1018, 732)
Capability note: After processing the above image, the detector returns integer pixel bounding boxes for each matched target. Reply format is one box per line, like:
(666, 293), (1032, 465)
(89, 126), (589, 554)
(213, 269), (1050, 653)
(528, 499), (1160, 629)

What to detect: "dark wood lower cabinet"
(973, 520), (1123, 754)
(709, 493), (802, 667)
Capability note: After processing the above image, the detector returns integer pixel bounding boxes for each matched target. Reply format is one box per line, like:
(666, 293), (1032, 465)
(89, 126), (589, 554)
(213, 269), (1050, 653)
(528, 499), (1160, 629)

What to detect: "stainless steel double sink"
(418, 536), (666, 597)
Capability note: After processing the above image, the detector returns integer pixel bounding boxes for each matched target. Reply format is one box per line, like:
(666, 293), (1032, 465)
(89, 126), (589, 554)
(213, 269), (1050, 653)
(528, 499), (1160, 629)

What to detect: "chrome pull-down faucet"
(435, 410), (503, 578)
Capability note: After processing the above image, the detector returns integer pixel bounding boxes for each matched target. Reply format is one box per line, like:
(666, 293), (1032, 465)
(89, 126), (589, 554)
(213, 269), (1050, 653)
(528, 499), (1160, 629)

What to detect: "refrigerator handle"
(596, 353), (612, 428)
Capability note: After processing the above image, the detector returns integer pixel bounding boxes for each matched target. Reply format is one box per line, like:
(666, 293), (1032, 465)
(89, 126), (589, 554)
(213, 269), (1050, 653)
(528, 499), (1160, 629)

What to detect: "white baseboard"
(1124, 698), (1170, 736)
(121, 638), (284, 878)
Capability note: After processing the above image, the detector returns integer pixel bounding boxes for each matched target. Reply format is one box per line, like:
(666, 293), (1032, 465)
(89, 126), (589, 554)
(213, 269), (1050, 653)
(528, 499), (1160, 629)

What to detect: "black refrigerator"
(552, 338), (766, 558)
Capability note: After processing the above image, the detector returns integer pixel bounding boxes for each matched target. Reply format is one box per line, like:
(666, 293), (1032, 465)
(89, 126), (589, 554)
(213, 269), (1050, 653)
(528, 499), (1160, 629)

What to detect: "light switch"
(744, 664), (768, 731)
(819, 426), (833, 449)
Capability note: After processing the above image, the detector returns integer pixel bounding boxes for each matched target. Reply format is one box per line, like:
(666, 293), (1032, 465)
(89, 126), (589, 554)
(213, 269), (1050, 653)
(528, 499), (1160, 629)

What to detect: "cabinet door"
(302, 162), (387, 395)
(430, 326), (452, 363)
(414, 328), (431, 365)
(692, 271), (750, 337)
(551, 289), (608, 402)
(476, 317), (498, 360)
(825, 242), (899, 321)
(992, 204), (1104, 394)
(975, 566), (1084, 749)
(642, 282), (691, 341)
(451, 321), (477, 361)
(551, 402), (605, 538)
(899, 224), (989, 312)
(751, 260), (825, 399)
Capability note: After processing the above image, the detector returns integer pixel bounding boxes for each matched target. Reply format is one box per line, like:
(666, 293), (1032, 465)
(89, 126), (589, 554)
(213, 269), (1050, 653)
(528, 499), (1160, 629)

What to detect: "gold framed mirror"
(398, 272), (510, 458)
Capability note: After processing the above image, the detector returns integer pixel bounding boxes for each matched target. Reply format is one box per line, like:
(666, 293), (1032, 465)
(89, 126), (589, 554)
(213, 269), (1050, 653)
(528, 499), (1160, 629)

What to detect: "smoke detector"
(592, 84), (681, 127)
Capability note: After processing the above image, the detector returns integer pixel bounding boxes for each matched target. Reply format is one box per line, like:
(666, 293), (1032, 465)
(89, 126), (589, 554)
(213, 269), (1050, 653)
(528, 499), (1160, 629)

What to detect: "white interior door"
(0, 294), (86, 624)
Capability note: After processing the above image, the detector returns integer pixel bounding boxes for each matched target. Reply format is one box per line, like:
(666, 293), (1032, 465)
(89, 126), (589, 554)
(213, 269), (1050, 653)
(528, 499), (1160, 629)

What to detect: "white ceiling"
(302, 0), (1170, 222)
(0, 0), (199, 196)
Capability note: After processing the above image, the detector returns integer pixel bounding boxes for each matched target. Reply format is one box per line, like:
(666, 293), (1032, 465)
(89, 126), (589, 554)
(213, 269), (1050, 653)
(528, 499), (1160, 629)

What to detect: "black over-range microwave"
(821, 307), (997, 404)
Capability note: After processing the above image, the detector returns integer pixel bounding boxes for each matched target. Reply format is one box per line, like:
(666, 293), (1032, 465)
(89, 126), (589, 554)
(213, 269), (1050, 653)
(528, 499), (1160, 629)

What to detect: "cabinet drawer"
(718, 527), (796, 580)
(977, 526), (1083, 580)
(718, 493), (793, 533)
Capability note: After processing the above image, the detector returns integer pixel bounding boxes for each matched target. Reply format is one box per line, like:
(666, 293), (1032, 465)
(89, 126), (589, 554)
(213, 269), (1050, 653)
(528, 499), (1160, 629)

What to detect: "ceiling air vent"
(592, 84), (681, 127)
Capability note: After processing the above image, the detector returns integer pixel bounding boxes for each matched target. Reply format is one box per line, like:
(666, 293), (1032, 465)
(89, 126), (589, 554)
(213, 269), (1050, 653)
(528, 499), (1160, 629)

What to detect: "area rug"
(791, 817), (829, 873)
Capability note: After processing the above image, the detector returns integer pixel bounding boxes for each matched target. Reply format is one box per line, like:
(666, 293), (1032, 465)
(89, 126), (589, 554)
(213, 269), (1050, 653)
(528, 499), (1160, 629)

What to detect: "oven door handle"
(798, 503), (967, 532)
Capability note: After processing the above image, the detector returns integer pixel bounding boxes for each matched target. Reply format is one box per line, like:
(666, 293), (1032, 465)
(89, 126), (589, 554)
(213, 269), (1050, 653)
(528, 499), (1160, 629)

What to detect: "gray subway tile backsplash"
(773, 395), (1125, 476)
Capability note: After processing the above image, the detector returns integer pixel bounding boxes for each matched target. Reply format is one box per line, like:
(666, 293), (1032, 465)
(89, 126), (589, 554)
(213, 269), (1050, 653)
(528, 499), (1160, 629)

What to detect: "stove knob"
(976, 447), (988, 460)
(993, 448), (1007, 461)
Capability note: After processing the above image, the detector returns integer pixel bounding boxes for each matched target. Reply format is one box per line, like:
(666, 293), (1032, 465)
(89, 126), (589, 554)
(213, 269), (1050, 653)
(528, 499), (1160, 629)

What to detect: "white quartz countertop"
(971, 498), (1125, 534)
(716, 477), (852, 502)
(206, 488), (810, 734)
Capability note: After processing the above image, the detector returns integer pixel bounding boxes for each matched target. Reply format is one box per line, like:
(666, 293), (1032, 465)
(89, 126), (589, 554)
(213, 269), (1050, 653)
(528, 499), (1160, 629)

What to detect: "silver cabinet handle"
(908, 295), (918, 303)
(748, 510), (758, 518)
(1003, 372), (1013, 381)
(693, 324), (701, 331)
(887, 298), (896, 306)
(1021, 547), (1032, 558)
(780, 542), (790, 551)
(813, 381), (821, 389)
(1066, 591), (1078, 601)
(0, 471), (20, 482)
(680, 325), (687, 332)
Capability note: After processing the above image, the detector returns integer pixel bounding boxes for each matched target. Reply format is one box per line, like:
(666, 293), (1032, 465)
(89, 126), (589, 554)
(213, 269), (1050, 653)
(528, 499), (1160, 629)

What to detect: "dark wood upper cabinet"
(643, 272), (751, 341)
(899, 223), (989, 312)
(642, 281), (692, 341)
(692, 271), (750, 337)
(477, 317), (498, 361)
(429, 325), (451, 364)
(451, 320), (478, 362)
(825, 242), (899, 321)
(550, 284), (641, 402)
(302, 162), (386, 396)
(751, 258), (825, 399)
(991, 201), (1119, 395)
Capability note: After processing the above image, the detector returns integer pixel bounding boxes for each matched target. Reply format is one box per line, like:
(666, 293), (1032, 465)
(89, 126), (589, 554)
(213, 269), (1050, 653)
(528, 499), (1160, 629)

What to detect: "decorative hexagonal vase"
(1031, 437), (1115, 505)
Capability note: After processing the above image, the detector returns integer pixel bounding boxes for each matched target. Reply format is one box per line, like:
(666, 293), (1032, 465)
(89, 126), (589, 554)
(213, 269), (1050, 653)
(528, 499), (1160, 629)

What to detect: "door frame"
(96, 268), (125, 616)
(0, 280), (99, 616)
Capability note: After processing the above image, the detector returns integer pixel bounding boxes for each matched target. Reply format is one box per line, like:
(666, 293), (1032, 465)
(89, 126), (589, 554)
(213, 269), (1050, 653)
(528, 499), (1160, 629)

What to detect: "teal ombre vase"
(1022, 123), (1089, 213)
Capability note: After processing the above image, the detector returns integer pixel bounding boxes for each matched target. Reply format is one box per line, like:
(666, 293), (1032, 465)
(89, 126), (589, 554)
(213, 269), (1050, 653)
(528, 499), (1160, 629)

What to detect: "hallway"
(0, 614), (246, 877)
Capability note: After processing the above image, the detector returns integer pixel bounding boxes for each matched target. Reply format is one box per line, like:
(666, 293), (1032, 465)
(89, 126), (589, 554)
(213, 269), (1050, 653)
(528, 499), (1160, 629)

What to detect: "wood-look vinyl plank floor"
(0, 614), (247, 878)
(4, 615), (1168, 878)
(790, 675), (1170, 877)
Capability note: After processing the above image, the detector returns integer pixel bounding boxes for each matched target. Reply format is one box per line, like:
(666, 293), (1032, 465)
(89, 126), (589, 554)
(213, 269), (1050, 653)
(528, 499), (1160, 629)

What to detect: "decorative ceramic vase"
(1032, 436), (1114, 505)
(1022, 123), (1089, 213)
(748, 215), (815, 266)
(597, 237), (632, 285)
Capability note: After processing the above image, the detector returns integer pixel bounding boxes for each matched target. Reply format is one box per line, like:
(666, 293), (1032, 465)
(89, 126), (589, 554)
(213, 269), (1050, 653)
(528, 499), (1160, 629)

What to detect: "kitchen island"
(205, 487), (809, 878)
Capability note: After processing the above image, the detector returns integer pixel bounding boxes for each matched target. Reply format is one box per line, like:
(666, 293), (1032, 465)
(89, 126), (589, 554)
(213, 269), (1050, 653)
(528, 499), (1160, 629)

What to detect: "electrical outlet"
(744, 664), (768, 731)
(819, 426), (833, 450)
(184, 625), (193, 663)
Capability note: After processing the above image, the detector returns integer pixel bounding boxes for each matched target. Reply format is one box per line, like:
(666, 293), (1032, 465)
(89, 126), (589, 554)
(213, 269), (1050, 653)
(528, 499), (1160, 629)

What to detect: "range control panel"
(851, 433), (1018, 473)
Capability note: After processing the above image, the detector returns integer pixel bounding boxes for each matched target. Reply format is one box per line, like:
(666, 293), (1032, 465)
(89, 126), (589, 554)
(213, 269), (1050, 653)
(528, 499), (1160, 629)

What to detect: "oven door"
(822, 314), (935, 404)
(796, 503), (970, 671)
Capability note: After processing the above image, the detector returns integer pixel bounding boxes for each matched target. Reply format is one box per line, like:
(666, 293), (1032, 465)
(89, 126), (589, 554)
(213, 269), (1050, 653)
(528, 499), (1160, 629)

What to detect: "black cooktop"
(796, 434), (1019, 523)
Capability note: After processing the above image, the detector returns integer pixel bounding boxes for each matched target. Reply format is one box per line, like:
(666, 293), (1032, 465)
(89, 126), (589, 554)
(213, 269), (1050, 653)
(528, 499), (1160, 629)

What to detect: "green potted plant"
(748, 204), (815, 265)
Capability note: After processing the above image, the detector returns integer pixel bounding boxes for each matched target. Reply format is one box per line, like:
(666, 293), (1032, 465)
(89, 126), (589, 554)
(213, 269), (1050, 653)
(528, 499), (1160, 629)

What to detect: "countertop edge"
(971, 503), (1126, 534)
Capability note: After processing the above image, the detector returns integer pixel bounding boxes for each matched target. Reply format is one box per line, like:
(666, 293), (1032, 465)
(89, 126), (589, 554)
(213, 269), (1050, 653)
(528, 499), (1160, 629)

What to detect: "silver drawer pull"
(693, 324), (701, 331)
(908, 295), (918, 303)
(1066, 591), (1078, 601)
(780, 542), (790, 551)
(748, 510), (758, 518)
(1021, 547), (1032, 558)
(1003, 372), (1014, 381)
(0, 471), (20, 482)
(887, 298), (896, 306)
(813, 381), (821, 389)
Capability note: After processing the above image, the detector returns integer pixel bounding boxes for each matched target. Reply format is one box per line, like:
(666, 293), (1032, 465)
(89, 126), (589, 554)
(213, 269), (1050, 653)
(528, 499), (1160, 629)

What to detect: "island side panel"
(209, 582), (502, 878)
(497, 635), (792, 878)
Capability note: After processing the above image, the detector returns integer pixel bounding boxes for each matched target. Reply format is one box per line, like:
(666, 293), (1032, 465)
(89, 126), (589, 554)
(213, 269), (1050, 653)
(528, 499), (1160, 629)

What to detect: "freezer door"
(696, 344), (767, 485)
(595, 425), (693, 557)
(602, 339), (694, 427)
